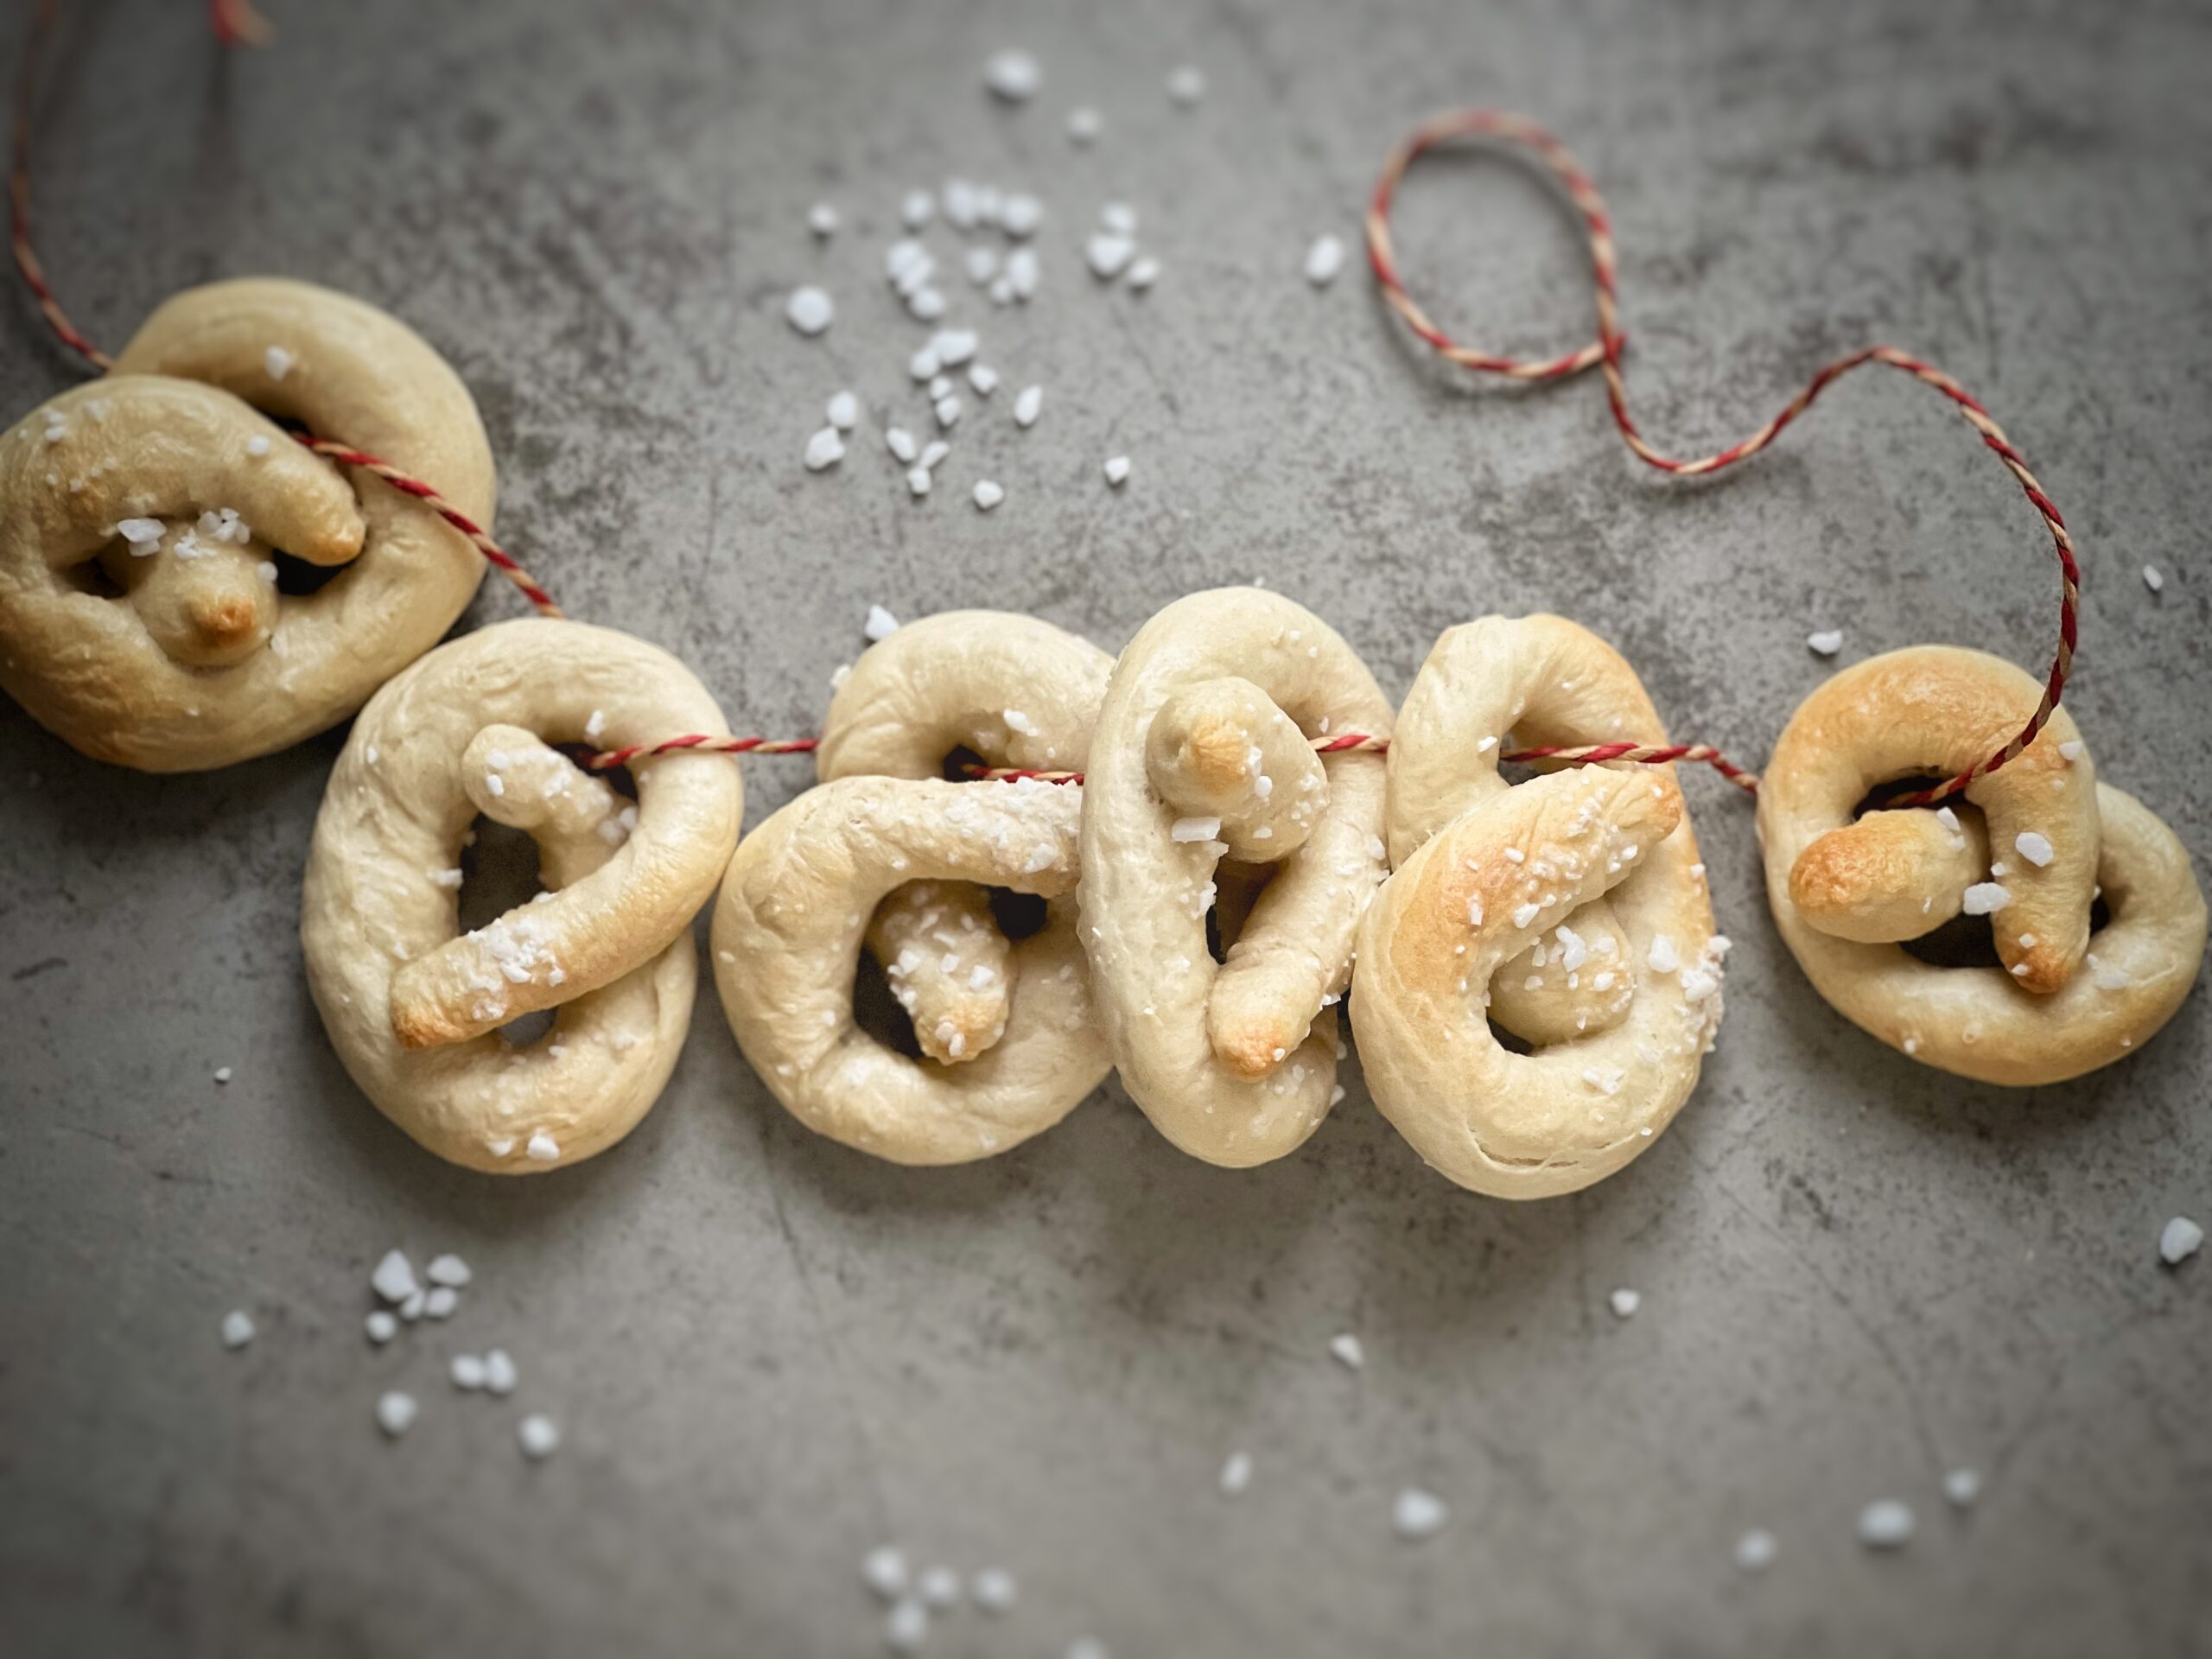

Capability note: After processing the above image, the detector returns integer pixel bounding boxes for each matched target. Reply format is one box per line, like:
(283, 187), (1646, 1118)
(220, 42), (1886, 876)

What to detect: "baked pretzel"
(1760, 646), (2205, 1084)
(1352, 616), (1726, 1197)
(1079, 589), (1394, 1166)
(0, 277), (493, 770)
(715, 612), (1114, 1163)
(302, 619), (742, 1173)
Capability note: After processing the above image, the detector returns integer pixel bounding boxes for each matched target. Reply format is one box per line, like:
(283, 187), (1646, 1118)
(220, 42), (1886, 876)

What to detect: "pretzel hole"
(1206, 860), (1278, 963)
(1485, 1018), (1536, 1057)
(986, 887), (1047, 941)
(63, 556), (126, 599)
(1850, 774), (1950, 818)
(451, 812), (564, 1048)
(265, 548), (346, 598)
(1897, 891), (2111, 971)
(850, 944), (926, 1061)
(941, 743), (988, 782)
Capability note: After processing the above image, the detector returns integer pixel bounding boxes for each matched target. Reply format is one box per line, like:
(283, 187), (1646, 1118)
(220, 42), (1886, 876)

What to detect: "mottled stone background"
(3, 1), (2206, 1655)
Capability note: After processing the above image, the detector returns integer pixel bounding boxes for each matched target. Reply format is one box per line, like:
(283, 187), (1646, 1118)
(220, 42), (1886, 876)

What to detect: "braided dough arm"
(1079, 589), (1393, 1166)
(1354, 766), (1724, 1197)
(713, 777), (1106, 1164)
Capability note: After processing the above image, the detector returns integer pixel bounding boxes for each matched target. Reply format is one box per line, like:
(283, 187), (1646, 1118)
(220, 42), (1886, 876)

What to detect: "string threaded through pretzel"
(1366, 108), (2081, 807)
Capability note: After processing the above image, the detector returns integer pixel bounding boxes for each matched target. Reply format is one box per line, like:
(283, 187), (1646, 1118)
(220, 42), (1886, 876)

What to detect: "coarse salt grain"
(808, 201), (837, 238)
(968, 363), (999, 395)
(1001, 194), (1043, 238)
(919, 441), (949, 469)
(525, 1131), (560, 1161)
(483, 1349), (518, 1395)
(1736, 1529), (1777, 1572)
(1171, 816), (1222, 843)
(1166, 64), (1206, 105)
(1392, 1488), (1448, 1541)
(517, 1414), (561, 1459)
(886, 1599), (928, 1654)
(2143, 564), (2164, 593)
(264, 345), (296, 381)
(907, 465), (933, 497)
(887, 427), (918, 464)
(1609, 1287), (1641, 1318)
(424, 1286), (459, 1319)
(863, 1545), (908, 1599)
(971, 1567), (1018, 1611)
(785, 286), (834, 336)
(866, 605), (900, 641)
(1961, 881), (2012, 916)
(901, 188), (934, 229)
(213, 1065), (233, 1084)
(376, 1391), (417, 1437)
(245, 434), (270, 458)
(220, 1309), (256, 1349)
(1807, 629), (1844, 656)
(1103, 454), (1130, 486)
(827, 391), (859, 430)
(1329, 1332), (1365, 1369)
(1085, 233), (1135, 278)
(1304, 234), (1345, 286)
(1066, 106), (1102, 144)
(1857, 1499), (1915, 1548)
(365, 1310), (397, 1344)
(1014, 385), (1044, 428)
(916, 1566), (961, 1608)
(2014, 830), (2055, 867)
(803, 427), (845, 471)
(2160, 1215), (2204, 1265)
(2058, 740), (2083, 760)
(1126, 256), (1160, 290)
(372, 1249), (417, 1303)
(983, 48), (1041, 102)
(451, 1353), (487, 1389)
(935, 394), (963, 429)
(974, 480), (1005, 511)
(1943, 1467), (1982, 1507)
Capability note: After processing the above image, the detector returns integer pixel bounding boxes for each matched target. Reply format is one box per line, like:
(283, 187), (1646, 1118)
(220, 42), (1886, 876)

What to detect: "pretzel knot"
(714, 613), (1115, 1164)
(302, 620), (743, 1173)
(0, 277), (493, 770)
(1759, 646), (2205, 1084)
(1351, 617), (1727, 1198)
(1077, 590), (1395, 1166)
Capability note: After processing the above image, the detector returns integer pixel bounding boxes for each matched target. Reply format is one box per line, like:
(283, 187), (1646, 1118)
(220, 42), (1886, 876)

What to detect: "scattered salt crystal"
(1736, 1529), (1777, 1572)
(1943, 1467), (1982, 1507)
(886, 1599), (928, 1654)
(970, 1567), (1017, 1611)
(907, 465), (932, 498)
(424, 1286), (459, 1319)
(864, 1545), (909, 1599)
(804, 427), (845, 471)
(376, 1391), (417, 1437)
(1609, 1287), (1641, 1318)
(1961, 881), (2012, 916)
(1647, 935), (1680, 972)
(1001, 194), (1042, 238)
(517, 1414), (561, 1459)
(245, 434), (270, 458)
(931, 328), (978, 366)
(785, 286), (834, 336)
(1475, 735), (1497, 753)
(1006, 246), (1039, 300)
(2160, 1215), (2204, 1265)
(1807, 629), (1844, 656)
(2014, 830), (2055, 868)
(585, 709), (607, 741)
(908, 287), (947, 321)
(1014, 385), (1044, 427)
(900, 188), (934, 229)
(968, 363), (1000, 395)
(117, 516), (164, 550)
(2142, 564), (2164, 593)
(1171, 816), (1222, 843)
(365, 1310), (397, 1344)
(965, 245), (1000, 284)
(973, 480), (1004, 511)
(524, 1131), (560, 1161)
(917, 1567), (961, 1608)
(1392, 1488), (1448, 1541)
(483, 1349), (518, 1395)
(887, 427), (918, 464)
(1216, 1450), (1256, 1497)
(1166, 64), (1206, 105)
(400, 1289), (426, 1321)
(1103, 454), (1130, 486)
(1857, 1499), (1915, 1548)
(1066, 106), (1102, 144)
(1085, 233), (1135, 278)
(934, 394), (962, 429)
(827, 391), (859, 430)
(220, 1309), (256, 1349)
(1101, 202), (1137, 235)
(213, 1065), (233, 1084)
(1005, 708), (1037, 735)
(865, 605), (901, 641)
(1126, 255), (1160, 290)
(918, 441), (949, 469)
(807, 201), (837, 238)
(451, 1354), (487, 1389)
(1329, 1332), (1365, 1369)
(2058, 740), (2083, 760)
(1511, 902), (1541, 929)
(264, 345), (296, 381)
(372, 1249), (418, 1303)
(1466, 898), (1484, 927)
(983, 48), (1041, 102)
(1304, 234), (1345, 286)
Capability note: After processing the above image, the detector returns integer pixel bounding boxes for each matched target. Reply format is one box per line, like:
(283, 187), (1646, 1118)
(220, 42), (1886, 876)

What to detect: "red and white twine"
(10, 10), (2081, 804)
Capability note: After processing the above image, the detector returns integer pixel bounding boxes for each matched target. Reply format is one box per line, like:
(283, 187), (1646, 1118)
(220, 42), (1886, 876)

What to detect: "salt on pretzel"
(303, 619), (741, 1173)
(1760, 645), (2205, 1084)
(1079, 589), (1394, 1166)
(1352, 616), (1726, 1197)
(0, 277), (493, 770)
(715, 612), (1114, 1163)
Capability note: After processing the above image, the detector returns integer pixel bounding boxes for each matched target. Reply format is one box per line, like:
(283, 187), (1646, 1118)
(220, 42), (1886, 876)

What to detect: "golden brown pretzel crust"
(1759, 645), (2206, 1084)
(0, 278), (493, 770)
(1353, 616), (1725, 1198)
(302, 620), (741, 1173)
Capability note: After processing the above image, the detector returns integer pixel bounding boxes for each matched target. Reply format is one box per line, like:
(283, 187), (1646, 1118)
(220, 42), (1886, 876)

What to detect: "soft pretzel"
(715, 612), (1114, 1163)
(0, 277), (493, 770)
(1352, 616), (1726, 1197)
(1079, 589), (1395, 1166)
(1759, 646), (2205, 1084)
(302, 619), (742, 1173)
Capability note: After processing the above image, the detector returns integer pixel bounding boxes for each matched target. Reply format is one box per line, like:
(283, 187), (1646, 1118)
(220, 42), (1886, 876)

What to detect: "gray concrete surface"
(3, 0), (2209, 1654)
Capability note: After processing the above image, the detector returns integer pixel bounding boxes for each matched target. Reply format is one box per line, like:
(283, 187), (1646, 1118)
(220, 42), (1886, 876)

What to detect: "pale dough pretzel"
(1079, 589), (1394, 1166)
(302, 619), (741, 1173)
(0, 277), (493, 770)
(1760, 646), (2205, 1084)
(1353, 616), (1726, 1198)
(715, 612), (1114, 1164)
